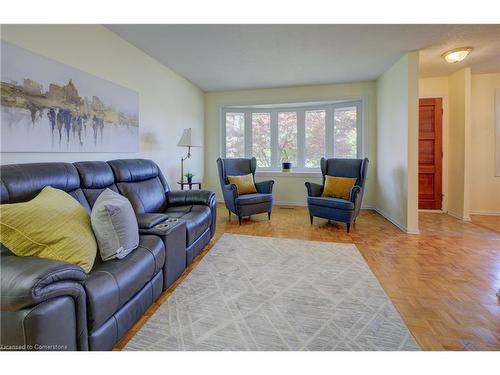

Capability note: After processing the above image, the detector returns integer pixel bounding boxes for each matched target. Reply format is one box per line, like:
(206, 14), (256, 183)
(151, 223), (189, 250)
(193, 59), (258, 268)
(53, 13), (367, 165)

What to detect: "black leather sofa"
(0, 159), (216, 351)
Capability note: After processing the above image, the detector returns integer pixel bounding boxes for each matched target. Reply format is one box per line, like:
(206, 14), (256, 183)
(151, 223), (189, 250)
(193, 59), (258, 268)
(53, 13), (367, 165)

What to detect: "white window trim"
(255, 170), (323, 178)
(219, 97), (368, 172)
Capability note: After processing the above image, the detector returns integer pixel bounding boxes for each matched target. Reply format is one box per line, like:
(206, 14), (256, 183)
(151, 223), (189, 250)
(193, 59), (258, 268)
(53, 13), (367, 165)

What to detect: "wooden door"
(418, 98), (443, 210)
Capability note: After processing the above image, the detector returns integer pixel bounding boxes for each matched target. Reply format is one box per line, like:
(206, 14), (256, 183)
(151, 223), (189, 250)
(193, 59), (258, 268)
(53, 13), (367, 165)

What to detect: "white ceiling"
(107, 24), (500, 91)
(419, 25), (500, 77)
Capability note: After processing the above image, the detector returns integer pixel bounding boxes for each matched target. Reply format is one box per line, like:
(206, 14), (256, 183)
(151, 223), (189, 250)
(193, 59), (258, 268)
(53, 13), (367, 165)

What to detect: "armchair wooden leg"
(310, 216), (313, 224)
(238, 216), (242, 225)
(346, 223), (351, 233)
(228, 209), (231, 221)
(268, 212), (271, 220)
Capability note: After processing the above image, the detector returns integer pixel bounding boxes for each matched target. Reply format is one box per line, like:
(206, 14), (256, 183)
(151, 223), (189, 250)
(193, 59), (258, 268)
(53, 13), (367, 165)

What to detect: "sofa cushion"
(108, 159), (170, 214)
(235, 193), (273, 206)
(0, 186), (97, 273)
(307, 196), (355, 210)
(322, 176), (357, 200)
(164, 205), (211, 246)
(0, 162), (80, 204)
(116, 179), (167, 214)
(81, 185), (120, 209)
(68, 189), (92, 213)
(228, 174), (257, 195)
(108, 159), (168, 185)
(84, 235), (165, 331)
(75, 161), (116, 189)
(91, 189), (139, 261)
(74, 161), (119, 208)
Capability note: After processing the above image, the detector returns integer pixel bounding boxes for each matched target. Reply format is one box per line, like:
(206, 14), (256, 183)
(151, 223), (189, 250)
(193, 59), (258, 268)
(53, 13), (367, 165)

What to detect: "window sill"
(255, 170), (322, 178)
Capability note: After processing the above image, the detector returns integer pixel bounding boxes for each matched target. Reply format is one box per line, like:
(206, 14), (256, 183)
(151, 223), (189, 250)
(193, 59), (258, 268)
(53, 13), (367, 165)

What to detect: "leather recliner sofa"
(0, 159), (216, 351)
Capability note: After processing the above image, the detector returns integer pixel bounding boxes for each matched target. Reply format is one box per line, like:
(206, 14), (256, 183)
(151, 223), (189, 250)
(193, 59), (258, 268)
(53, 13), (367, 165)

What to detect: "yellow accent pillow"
(0, 186), (97, 272)
(322, 176), (357, 200)
(227, 174), (257, 195)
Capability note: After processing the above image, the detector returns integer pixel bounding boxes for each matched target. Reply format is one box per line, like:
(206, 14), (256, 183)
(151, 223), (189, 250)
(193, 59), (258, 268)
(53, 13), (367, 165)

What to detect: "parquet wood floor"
(471, 215), (500, 234)
(115, 205), (500, 351)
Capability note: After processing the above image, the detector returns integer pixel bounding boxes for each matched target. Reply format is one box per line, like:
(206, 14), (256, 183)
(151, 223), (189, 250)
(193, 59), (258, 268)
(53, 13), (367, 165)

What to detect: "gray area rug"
(125, 234), (419, 351)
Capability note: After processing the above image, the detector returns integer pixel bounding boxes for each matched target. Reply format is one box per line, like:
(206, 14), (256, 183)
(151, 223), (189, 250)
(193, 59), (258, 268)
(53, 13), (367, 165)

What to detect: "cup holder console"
(154, 218), (179, 230)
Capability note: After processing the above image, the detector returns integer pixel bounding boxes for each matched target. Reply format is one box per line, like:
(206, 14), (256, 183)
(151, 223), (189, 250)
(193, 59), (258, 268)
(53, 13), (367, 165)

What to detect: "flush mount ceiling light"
(442, 47), (473, 64)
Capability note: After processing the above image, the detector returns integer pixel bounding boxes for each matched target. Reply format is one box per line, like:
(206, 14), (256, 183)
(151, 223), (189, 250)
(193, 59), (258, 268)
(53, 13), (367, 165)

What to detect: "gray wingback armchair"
(216, 157), (274, 225)
(305, 158), (369, 232)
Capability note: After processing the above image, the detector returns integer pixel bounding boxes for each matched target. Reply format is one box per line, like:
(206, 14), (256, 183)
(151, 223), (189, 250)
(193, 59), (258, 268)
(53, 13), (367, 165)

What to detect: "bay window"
(305, 109), (326, 168)
(278, 111), (298, 166)
(333, 105), (359, 159)
(252, 112), (271, 167)
(224, 112), (245, 158)
(221, 100), (364, 171)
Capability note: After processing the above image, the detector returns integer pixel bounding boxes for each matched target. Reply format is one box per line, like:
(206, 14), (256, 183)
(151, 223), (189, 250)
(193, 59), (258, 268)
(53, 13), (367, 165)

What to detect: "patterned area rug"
(125, 234), (419, 351)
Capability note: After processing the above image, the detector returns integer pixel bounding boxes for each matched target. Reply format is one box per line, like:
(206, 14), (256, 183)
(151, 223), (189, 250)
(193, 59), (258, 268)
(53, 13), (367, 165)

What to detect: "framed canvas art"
(1, 41), (139, 152)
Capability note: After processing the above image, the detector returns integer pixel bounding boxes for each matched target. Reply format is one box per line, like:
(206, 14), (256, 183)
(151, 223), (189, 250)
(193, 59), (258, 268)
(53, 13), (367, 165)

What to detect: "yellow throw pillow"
(227, 174), (257, 195)
(322, 176), (357, 200)
(0, 186), (97, 272)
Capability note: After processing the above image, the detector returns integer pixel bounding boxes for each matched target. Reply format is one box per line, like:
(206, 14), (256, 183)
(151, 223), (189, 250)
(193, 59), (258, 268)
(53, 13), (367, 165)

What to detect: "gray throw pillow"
(91, 188), (139, 261)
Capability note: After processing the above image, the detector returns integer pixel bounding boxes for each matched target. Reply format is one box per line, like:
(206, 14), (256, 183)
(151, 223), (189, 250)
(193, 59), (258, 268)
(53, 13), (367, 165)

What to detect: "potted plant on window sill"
(184, 172), (194, 183)
(281, 149), (292, 172)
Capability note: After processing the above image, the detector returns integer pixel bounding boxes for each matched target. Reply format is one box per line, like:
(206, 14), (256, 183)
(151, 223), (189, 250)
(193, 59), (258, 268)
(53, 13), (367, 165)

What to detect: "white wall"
(376, 52), (420, 233)
(204, 81), (378, 207)
(0, 25), (204, 187)
(447, 68), (472, 220)
(470, 73), (500, 215)
(419, 77), (450, 212)
(419, 72), (500, 217)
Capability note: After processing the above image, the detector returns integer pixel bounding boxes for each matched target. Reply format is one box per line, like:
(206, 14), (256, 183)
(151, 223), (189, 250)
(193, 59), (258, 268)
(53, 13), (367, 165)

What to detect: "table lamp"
(177, 128), (199, 182)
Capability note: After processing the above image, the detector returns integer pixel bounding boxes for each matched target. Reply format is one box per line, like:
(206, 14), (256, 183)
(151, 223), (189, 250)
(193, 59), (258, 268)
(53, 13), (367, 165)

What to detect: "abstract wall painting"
(1, 41), (139, 152)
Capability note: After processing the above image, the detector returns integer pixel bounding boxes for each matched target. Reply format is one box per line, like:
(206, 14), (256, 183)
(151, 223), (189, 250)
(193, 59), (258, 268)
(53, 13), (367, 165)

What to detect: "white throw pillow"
(91, 188), (139, 261)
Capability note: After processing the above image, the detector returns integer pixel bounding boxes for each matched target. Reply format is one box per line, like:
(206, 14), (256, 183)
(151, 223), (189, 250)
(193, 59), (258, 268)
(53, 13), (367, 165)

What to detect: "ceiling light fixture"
(442, 47), (473, 64)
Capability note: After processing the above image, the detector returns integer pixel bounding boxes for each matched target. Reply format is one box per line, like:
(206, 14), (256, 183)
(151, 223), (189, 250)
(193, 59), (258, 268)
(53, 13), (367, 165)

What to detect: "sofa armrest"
(255, 180), (274, 194)
(136, 213), (169, 229)
(305, 182), (323, 197)
(166, 190), (216, 207)
(166, 189), (217, 237)
(223, 183), (239, 199)
(1, 251), (89, 350)
(220, 184), (238, 216)
(350, 185), (362, 203)
(1, 253), (87, 312)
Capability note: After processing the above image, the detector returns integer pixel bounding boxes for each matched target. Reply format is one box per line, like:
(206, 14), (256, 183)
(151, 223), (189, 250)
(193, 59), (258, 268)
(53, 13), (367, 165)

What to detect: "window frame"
(250, 111), (272, 168)
(332, 101), (363, 160)
(220, 98), (367, 172)
(222, 111), (246, 159)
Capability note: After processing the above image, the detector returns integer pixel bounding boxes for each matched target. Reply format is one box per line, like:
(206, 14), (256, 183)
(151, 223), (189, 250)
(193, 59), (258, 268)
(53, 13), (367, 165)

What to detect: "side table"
(177, 180), (202, 190)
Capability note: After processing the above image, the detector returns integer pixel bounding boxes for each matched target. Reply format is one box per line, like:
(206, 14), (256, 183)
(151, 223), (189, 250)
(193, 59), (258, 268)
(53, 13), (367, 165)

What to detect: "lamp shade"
(177, 128), (199, 147)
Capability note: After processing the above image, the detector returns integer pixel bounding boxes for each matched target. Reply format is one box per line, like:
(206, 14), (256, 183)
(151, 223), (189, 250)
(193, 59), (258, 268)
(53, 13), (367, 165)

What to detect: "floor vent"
(279, 207), (295, 210)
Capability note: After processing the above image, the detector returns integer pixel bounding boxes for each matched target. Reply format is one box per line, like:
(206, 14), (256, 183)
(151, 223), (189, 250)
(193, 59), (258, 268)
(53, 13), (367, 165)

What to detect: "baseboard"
(274, 200), (307, 207)
(216, 198), (375, 210)
(361, 205), (376, 210)
(447, 210), (472, 222)
(261, 200), (376, 209)
(469, 211), (500, 216)
(216, 199), (308, 207)
(372, 207), (420, 235)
